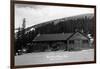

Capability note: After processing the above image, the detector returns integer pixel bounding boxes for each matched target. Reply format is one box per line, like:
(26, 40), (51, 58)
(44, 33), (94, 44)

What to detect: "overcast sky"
(15, 4), (94, 29)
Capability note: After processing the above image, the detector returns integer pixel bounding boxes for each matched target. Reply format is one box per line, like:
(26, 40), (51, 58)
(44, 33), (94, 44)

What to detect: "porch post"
(48, 41), (52, 51)
(67, 41), (69, 51)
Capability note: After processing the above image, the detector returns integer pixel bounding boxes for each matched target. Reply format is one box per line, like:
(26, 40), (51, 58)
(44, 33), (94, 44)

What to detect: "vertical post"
(48, 41), (52, 51)
(46, 42), (50, 51)
(67, 41), (69, 51)
(64, 41), (67, 51)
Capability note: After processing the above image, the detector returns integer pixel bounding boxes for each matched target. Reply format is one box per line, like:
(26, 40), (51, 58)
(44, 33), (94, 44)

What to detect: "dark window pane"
(83, 40), (88, 43)
(69, 40), (74, 44)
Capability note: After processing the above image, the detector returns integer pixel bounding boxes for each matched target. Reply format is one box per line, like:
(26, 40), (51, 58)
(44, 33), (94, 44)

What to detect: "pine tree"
(21, 18), (26, 49)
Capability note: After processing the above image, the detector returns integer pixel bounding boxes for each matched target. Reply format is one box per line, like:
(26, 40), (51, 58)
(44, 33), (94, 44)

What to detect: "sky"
(15, 4), (94, 29)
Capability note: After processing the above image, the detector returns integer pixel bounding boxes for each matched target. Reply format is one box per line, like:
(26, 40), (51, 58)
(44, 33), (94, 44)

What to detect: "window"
(69, 40), (74, 44)
(83, 40), (88, 43)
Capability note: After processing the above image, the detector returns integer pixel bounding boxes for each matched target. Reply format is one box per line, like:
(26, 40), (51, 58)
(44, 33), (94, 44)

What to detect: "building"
(31, 31), (91, 52)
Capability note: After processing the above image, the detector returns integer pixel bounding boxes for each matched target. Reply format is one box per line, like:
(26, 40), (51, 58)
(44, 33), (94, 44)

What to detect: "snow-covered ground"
(15, 49), (94, 66)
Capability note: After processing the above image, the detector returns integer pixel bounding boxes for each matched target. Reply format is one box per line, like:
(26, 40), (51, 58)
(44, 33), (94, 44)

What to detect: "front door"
(75, 39), (81, 50)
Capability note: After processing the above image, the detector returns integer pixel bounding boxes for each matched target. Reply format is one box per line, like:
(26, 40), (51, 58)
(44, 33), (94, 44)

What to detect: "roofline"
(67, 31), (90, 40)
(33, 40), (68, 43)
(33, 33), (73, 42)
(33, 32), (89, 42)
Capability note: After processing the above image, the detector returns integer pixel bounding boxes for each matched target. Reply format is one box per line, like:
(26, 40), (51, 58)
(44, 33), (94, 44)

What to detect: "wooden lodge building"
(30, 31), (91, 52)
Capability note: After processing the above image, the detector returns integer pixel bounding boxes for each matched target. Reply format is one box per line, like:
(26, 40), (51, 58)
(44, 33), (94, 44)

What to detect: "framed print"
(11, 0), (96, 69)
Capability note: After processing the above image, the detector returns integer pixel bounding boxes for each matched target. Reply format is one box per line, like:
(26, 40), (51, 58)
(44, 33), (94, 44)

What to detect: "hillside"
(25, 13), (94, 32)
(25, 13), (94, 35)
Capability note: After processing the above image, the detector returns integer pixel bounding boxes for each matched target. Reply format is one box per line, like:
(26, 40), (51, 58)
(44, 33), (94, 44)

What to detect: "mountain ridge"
(24, 13), (94, 32)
